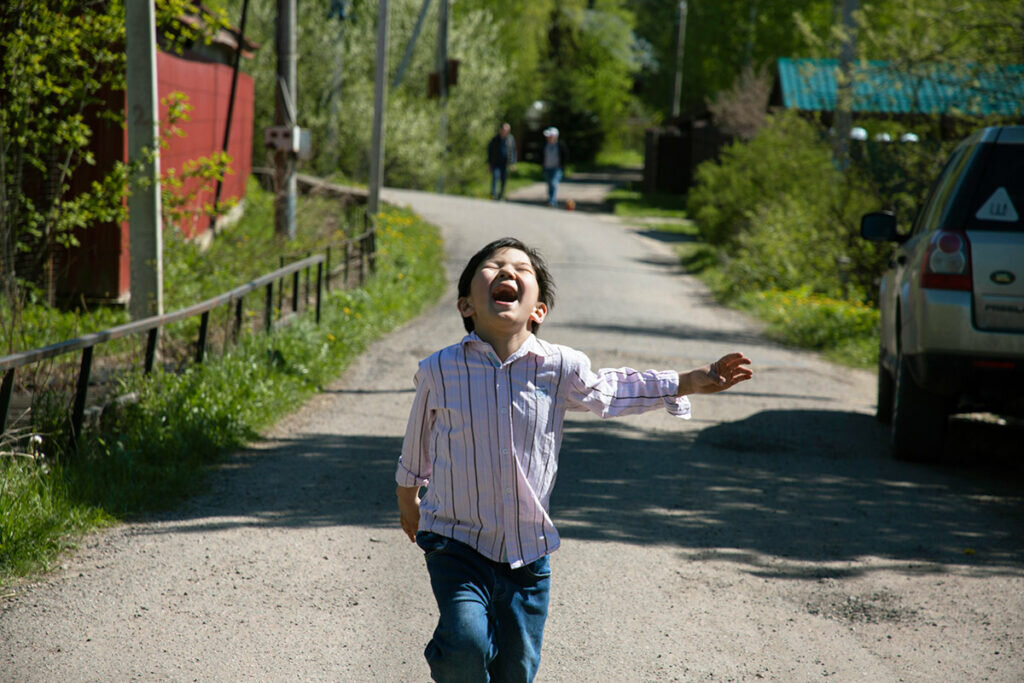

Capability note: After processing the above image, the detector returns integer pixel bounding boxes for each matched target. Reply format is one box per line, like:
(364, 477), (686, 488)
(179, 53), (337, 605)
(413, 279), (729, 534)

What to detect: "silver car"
(861, 126), (1024, 461)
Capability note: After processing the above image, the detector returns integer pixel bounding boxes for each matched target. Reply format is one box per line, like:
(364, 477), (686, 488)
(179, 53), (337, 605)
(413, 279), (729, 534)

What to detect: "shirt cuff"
(395, 463), (429, 488)
(665, 394), (691, 419)
(663, 370), (691, 419)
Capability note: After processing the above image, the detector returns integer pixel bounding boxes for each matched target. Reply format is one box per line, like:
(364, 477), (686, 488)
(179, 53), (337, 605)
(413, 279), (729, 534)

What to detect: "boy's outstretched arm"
(677, 352), (753, 396)
(396, 485), (421, 542)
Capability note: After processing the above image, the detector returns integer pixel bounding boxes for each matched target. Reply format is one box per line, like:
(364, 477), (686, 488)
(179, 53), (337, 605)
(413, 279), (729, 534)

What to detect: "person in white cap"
(541, 127), (569, 207)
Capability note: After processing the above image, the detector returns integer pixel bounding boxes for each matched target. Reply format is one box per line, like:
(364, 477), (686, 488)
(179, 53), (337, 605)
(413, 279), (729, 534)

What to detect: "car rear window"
(963, 144), (1024, 233)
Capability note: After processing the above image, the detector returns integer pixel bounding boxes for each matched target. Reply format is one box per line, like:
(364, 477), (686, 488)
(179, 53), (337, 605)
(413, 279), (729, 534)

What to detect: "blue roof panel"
(777, 58), (1024, 116)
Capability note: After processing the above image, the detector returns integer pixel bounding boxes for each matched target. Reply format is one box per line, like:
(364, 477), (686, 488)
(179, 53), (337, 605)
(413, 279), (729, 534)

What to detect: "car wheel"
(890, 353), (951, 461)
(875, 353), (894, 424)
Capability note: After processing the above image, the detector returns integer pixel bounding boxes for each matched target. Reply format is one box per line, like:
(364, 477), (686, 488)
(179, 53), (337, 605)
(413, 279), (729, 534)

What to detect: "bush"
(688, 111), (892, 304)
(687, 111), (837, 247)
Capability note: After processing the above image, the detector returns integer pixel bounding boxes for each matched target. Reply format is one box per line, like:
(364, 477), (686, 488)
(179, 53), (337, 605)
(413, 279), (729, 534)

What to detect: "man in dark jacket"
(487, 122), (517, 200)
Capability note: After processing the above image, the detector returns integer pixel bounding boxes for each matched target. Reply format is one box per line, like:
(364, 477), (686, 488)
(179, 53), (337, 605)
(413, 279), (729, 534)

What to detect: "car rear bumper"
(898, 289), (1024, 409)
(904, 288), (1024, 355)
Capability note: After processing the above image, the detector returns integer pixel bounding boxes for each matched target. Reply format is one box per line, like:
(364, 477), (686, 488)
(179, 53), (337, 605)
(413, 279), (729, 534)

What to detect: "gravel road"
(2, 178), (1023, 682)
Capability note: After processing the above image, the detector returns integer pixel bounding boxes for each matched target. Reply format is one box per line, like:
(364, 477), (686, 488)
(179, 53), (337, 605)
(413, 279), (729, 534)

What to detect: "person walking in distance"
(487, 122), (517, 200)
(541, 127), (568, 207)
(396, 237), (753, 682)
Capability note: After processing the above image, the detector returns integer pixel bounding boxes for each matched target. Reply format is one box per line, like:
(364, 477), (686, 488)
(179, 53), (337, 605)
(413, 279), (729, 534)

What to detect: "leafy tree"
(1, 0), (229, 335)
(540, 1), (644, 162)
(632, 0), (833, 119)
(1, 0), (126, 319)
(244, 0), (512, 191)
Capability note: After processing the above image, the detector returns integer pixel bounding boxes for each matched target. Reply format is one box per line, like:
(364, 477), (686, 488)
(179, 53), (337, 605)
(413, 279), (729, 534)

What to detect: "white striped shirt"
(396, 333), (691, 569)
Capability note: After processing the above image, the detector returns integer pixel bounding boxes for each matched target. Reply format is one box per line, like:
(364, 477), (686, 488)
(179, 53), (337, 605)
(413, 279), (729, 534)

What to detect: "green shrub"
(716, 189), (881, 303)
(687, 111), (837, 247)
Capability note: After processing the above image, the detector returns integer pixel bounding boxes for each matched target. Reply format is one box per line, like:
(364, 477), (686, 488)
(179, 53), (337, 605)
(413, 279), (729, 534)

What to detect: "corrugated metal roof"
(776, 57), (1024, 116)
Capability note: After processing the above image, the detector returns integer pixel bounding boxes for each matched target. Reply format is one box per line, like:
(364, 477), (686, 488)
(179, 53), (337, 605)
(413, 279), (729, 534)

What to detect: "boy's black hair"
(457, 237), (555, 333)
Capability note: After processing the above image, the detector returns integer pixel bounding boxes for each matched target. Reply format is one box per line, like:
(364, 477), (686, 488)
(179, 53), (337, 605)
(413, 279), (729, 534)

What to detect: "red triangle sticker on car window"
(975, 187), (1019, 222)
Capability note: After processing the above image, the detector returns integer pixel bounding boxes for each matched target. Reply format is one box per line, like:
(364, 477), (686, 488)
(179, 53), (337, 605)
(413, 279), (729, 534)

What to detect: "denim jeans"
(491, 166), (509, 199)
(416, 531), (551, 683)
(542, 168), (562, 206)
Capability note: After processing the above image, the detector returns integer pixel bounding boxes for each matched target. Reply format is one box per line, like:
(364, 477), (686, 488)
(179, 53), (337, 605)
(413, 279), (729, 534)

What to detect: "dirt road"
(2, 182), (1022, 682)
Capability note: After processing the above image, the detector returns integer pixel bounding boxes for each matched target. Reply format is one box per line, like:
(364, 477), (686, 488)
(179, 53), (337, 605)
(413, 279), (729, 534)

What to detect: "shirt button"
(501, 448), (509, 455)
(505, 488), (513, 495)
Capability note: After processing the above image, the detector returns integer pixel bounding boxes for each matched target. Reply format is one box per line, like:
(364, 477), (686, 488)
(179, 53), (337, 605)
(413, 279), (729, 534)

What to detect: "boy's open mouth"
(491, 281), (519, 303)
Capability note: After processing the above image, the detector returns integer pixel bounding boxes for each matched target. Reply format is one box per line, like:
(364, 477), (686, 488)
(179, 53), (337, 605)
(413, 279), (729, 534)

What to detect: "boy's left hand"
(678, 352), (753, 395)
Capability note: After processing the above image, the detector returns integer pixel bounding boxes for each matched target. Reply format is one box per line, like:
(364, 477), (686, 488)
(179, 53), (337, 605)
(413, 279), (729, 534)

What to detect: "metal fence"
(0, 224), (376, 460)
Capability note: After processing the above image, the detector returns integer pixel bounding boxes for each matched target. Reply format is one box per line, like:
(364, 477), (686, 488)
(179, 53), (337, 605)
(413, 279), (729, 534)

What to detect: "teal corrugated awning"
(776, 57), (1024, 117)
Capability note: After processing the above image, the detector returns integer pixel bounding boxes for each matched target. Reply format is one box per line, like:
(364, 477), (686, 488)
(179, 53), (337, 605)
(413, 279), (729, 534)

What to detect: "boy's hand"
(396, 486), (421, 542)
(678, 352), (752, 395)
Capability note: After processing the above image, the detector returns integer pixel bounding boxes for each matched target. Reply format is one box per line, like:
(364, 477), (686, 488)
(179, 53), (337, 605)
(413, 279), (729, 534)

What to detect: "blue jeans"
(490, 166), (509, 199)
(416, 531), (551, 683)
(543, 168), (562, 206)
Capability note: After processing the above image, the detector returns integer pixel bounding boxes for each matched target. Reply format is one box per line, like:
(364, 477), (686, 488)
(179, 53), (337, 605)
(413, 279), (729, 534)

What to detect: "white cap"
(900, 133), (919, 143)
(849, 127), (868, 141)
(544, 127), (559, 137)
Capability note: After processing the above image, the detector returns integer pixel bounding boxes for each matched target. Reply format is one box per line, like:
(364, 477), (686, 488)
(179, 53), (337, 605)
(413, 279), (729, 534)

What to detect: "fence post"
(144, 328), (159, 374)
(358, 235), (366, 284)
(291, 270), (300, 313)
(278, 257), (285, 317)
(69, 346), (94, 460)
(0, 368), (14, 437)
(345, 240), (351, 287)
(304, 252), (311, 306)
(325, 246), (332, 291)
(233, 297), (244, 344)
(265, 282), (274, 333)
(196, 311), (210, 364)
(316, 262), (323, 324)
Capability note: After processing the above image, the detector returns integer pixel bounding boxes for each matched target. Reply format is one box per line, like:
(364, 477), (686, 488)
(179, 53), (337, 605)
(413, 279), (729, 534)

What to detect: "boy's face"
(457, 247), (547, 338)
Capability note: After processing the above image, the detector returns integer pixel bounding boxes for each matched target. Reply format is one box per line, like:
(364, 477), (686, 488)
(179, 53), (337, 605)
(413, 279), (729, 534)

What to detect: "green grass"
(594, 148), (644, 168)
(606, 187), (689, 219)
(0, 187), (446, 585)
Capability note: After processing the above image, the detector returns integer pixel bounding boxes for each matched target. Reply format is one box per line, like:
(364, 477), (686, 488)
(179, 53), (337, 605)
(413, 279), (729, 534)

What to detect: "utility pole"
(126, 0), (164, 319)
(834, 0), (858, 168)
(435, 0), (449, 193)
(671, 0), (688, 120)
(368, 0), (390, 216)
(275, 0), (297, 239)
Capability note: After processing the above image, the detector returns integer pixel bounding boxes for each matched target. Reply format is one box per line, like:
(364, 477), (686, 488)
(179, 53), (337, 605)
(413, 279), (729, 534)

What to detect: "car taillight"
(921, 230), (972, 290)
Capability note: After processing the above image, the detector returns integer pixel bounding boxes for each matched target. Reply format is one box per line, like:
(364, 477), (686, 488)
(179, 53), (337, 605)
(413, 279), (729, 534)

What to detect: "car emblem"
(990, 270), (1015, 285)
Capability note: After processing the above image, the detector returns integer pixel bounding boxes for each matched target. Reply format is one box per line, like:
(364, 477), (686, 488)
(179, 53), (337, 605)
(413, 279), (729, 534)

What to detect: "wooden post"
(126, 0), (164, 319)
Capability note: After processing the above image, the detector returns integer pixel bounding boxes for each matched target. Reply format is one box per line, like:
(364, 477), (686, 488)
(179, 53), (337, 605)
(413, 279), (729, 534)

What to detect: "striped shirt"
(396, 332), (691, 569)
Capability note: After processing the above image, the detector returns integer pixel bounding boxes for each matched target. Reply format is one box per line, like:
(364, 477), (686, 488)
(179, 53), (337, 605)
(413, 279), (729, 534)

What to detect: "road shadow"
(554, 409), (1024, 577)
(143, 407), (1024, 579)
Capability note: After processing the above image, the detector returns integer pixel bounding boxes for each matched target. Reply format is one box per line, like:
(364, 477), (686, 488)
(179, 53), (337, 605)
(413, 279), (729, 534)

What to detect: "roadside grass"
(0, 184), (445, 586)
(607, 186), (689, 220)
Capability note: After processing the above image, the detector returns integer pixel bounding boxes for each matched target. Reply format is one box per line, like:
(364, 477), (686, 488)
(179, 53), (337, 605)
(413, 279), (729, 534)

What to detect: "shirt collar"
(461, 332), (549, 362)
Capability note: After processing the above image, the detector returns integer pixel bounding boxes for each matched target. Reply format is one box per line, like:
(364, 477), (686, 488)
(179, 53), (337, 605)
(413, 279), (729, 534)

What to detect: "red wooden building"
(59, 26), (257, 305)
